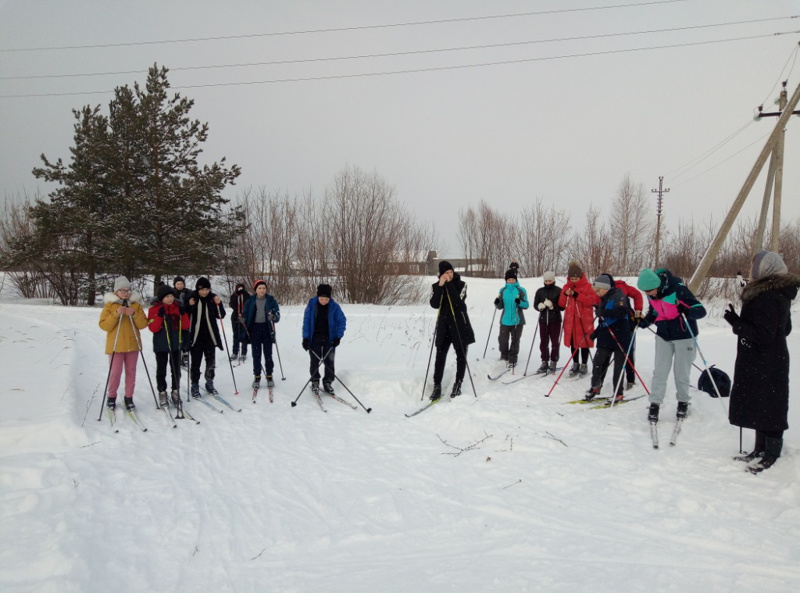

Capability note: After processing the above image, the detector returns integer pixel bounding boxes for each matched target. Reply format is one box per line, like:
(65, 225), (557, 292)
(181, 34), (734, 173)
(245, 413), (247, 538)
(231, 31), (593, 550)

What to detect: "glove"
(157, 306), (165, 318)
(589, 330), (598, 341)
(302, 339), (310, 351)
(494, 297), (500, 307)
(544, 299), (553, 309)
(634, 310), (643, 319)
(677, 303), (690, 316)
(514, 297), (521, 305)
(723, 303), (740, 327)
(268, 311), (274, 321)
(332, 337), (341, 348)
(537, 302), (546, 311)
(238, 317), (246, 326)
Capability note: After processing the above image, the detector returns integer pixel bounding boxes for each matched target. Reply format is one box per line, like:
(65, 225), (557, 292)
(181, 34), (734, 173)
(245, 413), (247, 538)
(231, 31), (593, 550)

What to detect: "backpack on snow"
(697, 365), (731, 398)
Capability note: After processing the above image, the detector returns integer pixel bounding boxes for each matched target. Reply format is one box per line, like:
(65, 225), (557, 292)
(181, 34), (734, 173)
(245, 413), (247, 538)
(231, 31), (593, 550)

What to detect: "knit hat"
(156, 284), (174, 301)
(567, 261), (583, 278)
(592, 273), (613, 291)
(235, 283), (246, 292)
(751, 250), (788, 280)
(317, 283), (332, 298)
(509, 261), (519, 271)
(543, 271), (556, 283)
(113, 276), (131, 292)
(173, 276), (185, 286)
(253, 279), (266, 291)
(637, 268), (661, 291)
(505, 269), (517, 281)
(196, 277), (211, 290)
(438, 260), (454, 277)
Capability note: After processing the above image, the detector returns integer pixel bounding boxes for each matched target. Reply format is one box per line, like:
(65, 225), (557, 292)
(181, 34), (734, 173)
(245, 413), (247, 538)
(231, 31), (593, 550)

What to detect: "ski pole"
(97, 310), (124, 421)
(291, 347), (332, 407)
(544, 346), (579, 397)
(128, 310), (160, 410)
(270, 318), (286, 380)
(606, 324), (650, 394)
(521, 311), (541, 376)
(217, 306), (239, 394)
(163, 311), (188, 420)
(482, 305), (498, 359)
(609, 328), (638, 409)
(421, 305), (441, 401)
(445, 288), (477, 398)
(310, 349), (372, 413)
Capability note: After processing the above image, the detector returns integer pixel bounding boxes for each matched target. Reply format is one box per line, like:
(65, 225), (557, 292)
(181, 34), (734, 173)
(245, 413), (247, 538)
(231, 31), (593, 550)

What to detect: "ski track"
(2, 281), (800, 592)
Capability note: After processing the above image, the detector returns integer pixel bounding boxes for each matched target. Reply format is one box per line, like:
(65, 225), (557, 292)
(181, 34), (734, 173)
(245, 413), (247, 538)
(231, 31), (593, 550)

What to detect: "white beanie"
(113, 276), (131, 292)
(543, 271), (556, 282)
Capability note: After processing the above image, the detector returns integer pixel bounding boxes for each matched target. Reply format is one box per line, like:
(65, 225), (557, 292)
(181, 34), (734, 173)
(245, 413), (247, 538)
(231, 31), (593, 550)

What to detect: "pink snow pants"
(107, 351), (139, 399)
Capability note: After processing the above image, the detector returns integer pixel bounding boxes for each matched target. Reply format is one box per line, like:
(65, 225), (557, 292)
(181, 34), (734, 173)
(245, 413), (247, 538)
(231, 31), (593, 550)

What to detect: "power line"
(0, 0), (687, 52)
(3, 16), (794, 82)
(2, 31), (797, 99)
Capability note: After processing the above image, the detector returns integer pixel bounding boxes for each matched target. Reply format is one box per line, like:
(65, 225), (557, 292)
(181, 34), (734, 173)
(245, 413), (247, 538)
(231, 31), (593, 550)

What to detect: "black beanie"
(317, 283), (332, 298)
(196, 277), (211, 290)
(505, 269), (517, 281)
(438, 261), (454, 276)
(156, 284), (175, 301)
(173, 276), (185, 286)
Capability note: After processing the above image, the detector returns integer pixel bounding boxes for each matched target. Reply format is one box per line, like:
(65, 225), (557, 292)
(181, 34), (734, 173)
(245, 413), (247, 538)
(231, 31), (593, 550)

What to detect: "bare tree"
(574, 205), (614, 278)
(517, 199), (572, 276)
(609, 175), (655, 274)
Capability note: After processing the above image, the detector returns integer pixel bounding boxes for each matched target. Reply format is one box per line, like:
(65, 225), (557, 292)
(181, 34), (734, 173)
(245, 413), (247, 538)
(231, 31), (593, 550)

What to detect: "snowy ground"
(1, 276), (799, 593)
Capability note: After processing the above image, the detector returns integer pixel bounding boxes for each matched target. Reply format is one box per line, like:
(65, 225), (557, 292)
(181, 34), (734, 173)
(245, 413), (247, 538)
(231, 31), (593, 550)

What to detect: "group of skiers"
(98, 277), (347, 413)
(98, 249), (797, 473)
(429, 251), (797, 473)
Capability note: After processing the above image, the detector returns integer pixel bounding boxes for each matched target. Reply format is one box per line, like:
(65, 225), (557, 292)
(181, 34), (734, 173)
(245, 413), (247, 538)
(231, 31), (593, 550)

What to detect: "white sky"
(1, 0), (799, 253)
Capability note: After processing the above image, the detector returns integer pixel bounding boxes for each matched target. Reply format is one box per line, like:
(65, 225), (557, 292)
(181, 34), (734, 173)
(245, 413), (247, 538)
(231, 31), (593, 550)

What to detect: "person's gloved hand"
(302, 339), (310, 351)
(332, 337), (341, 348)
(544, 299), (553, 309)
(589, 330), (598, 341)
(723, 303), (740, 327)
(537, 302), (546, 311)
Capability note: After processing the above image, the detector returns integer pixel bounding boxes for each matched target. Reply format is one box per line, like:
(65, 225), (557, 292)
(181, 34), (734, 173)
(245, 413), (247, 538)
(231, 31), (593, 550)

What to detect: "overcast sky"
(1, 0), (799, 255)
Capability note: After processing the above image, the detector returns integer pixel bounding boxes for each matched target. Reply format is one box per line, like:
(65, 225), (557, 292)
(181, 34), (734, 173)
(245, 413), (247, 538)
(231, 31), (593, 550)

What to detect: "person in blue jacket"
(493, 268), (529, 367)
(302, 283), (346, 395)
(242, 280), (281, 390)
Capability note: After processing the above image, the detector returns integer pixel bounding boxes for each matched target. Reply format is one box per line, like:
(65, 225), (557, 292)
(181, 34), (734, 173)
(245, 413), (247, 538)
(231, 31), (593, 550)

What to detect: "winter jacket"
(229, 290), (250, 323)
(302, 297), (346, 342)
(728, 273), (800, 432)
(147, 300), (190, 353)
(99, 292), (149, 354)
(557, 274), (595, 348)
(533, 283), (563, 323)
(615, 279), (644, 314)
(638, 269), (706, 341)
(430, 272), (476, 347)
(593, 286), (632, 351)
(495, 281), (529, 326)
(243, 294), (281, 335)
(187, 291), (226, 350)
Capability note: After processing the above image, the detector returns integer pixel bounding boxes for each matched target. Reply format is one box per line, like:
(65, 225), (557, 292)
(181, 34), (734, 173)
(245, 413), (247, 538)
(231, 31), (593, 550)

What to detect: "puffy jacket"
(302, 297), (346, 342)
(638, 269), (705, 341)
(495, 281), (528, 326)
(147, 300), (190, 353)
(229, 290), (250, 322)
(593, 286), (632, 350)
(430, 273), (476, 347)
(533, 283), (563, 323)
(557, 274), (595, 348)
(99, 292), (149, 354)
(187, 291), (226, 350)
(243, 294), (281, 333)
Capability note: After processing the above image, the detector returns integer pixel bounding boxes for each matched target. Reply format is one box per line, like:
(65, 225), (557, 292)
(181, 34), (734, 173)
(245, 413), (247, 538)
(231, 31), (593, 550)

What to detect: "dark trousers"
(250, 322), (274, 376)
(538, 320), (561, 362)
(571, 346), (590, 364)
(190, 340), (216, 385)
(155, 350), (182, 392)
(498, 324), (523, 364)
(433, 335), (468, 385)
(591, 346), (626, 396)
(625, 343), (636, 383)
(231, 319), (248, 356)
(309, 335), (335, 385)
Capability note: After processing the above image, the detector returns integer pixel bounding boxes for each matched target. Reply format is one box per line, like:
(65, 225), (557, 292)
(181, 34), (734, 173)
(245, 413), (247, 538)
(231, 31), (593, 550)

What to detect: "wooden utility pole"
(651, 176), (669, 268)
(688, 79), (800, 294)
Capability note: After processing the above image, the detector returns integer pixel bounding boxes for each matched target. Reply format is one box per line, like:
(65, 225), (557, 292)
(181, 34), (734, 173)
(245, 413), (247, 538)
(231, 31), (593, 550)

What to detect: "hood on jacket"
(103, 291), (141, 305)
(741, 272), (800, 304)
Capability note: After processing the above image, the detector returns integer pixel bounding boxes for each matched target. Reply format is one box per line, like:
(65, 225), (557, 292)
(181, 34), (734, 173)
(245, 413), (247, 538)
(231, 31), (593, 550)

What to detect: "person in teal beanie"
(637, 268), (706, 423)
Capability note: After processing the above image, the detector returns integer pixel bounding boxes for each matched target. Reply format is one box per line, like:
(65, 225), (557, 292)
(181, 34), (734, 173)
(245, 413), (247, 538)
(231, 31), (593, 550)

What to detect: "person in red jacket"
(147, 284), (190, 407)
(557, 261), (595, 377)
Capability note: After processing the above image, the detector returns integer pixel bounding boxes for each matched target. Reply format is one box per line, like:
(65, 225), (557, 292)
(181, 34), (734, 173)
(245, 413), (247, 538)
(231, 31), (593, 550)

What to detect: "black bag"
(698, 365), (731, 398)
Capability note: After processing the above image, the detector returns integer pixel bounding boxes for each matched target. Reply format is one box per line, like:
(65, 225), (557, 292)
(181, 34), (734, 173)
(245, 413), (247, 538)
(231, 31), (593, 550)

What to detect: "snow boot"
(429, 384), (443, 401)
(205, 381), (216, 394)
(568, 362), (580, 378)
(322, 381), (335, 395)
(266, 375), (275, 388)
(310, 381), (320, 395)
(676, 401), (689, 419)
(584, 387), (600, 402)
(578, 363), (588, 376)
(158, 391), (168, 408)
(549, 361), (557, 372)
(240, 354), (247, 364)
(106, 397), (117, 410)
(748, 437), (783, 473)
(537, 361), (549, 374)
(613, 393), (625, 403)
(450, 381), (463, 398)
(252, 375), (261, 389)
(626, 381), (635, 391)
(124, 397), (135, 411)
(191, 383), (201, 399)
(229, 353), (239, 362)
(170, 389), (180, 405)
(648, 403), (659, 422)
(734, 432), (765, 462)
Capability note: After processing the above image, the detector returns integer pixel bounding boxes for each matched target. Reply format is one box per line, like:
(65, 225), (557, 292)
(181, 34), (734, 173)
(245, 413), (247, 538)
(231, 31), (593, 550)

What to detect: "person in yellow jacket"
(98, 276), (148, 411)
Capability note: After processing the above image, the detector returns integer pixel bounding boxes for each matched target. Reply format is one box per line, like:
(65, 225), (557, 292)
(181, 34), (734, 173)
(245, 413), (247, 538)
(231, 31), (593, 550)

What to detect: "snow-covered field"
(1, 276), (799, 593)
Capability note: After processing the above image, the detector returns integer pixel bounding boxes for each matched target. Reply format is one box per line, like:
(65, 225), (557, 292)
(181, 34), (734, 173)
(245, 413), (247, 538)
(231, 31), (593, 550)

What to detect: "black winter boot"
(648, 403), (660, 423)
(450, 381), (463, 398)
(734, 431), (766, 462)
(748, 437), (783, 473)
(429, 384), (442, 401)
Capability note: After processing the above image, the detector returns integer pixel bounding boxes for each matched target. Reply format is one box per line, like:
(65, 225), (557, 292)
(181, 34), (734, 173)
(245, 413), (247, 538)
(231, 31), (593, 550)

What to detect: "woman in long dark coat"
(724, 250), (800, 473)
